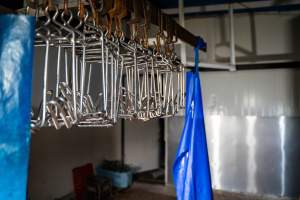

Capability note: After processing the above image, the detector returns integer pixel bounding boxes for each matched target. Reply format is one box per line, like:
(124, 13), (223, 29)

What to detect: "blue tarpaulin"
(173, 39), (213, 200)
(0, 15), (35, 199)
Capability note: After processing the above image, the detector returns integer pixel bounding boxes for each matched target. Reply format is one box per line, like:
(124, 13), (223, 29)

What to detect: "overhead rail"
(0, 0), (207, 50)
(168, 4), (300, 17)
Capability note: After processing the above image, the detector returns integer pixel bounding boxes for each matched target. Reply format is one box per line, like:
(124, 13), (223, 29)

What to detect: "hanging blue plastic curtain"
(0, 15), (35, 199)
(173, 38), (213, 200)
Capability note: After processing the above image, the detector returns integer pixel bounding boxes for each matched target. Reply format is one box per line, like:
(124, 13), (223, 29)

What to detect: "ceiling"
(0, 0), (23, 10)
(150, 0), (270, 9)
(0, 0), (277, 12)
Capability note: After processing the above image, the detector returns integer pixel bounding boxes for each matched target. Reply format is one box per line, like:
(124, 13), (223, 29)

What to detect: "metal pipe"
(79, 45), (86, 112)
(64, 49), (69, 84)
(71, 32), (78, 123)
(229, 4), (236, 71)
(179, 0), (186, 107)
(186, 61), (233, 70)
(169, 4), (300, 18)
(134, 50), (138, 113)
(179, 0), (186, 65)
(56, 44), (61, 97)
(35, 33), (49, 127)
(87, 64), (92, 94)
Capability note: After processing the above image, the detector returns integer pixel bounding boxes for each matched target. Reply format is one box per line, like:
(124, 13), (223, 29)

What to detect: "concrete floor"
(115, 188), (175, 200)
(55, 182), (296, 200)
(115, 183), (295, 200)
(115, 183), (175, 200)
(55, 182), (294, 200)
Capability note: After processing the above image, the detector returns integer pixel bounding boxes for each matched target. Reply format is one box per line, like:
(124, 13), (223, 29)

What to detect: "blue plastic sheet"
(0, 15), (35, 199)
(173, 39), (213, 200)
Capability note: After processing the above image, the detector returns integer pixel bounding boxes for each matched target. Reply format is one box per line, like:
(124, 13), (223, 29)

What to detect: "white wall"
(124, 120), (161, 172)
(28, 125), (121, 200)
(28, 118), (161, 200)
(181, 11), (300, 64)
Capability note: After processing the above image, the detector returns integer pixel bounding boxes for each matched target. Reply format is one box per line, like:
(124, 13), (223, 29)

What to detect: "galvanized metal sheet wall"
(167, 69), (300, 198)
(201, 69), (300, 117)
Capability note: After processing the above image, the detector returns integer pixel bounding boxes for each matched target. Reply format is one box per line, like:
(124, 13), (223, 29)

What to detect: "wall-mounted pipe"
(185, 61), (300, 71)
(229, 4), (236, 71)
(185, 61), (233, 70)
(186, 4), (236, 71)
(170, 4), (300, 18)
(179, 0), (186, 65)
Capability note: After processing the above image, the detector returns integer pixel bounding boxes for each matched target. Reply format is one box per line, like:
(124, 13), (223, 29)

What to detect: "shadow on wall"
(215, 13), (300, 63)
(289, 15), (300, 196)
(291, 14), (300, 60)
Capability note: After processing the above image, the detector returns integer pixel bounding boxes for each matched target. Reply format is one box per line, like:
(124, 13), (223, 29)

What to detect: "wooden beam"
(0, 0), (23, 10)
(0, 5), (16, 14)
(134, 0), (206, 50)
(102, 0), (206, 50)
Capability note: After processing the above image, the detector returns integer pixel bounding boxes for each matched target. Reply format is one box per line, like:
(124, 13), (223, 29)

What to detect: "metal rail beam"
(170, 4), (300, 18)
(185, 61), (300, 71)
(104, 0), (207, 49)
(0, 5), (15, 13)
